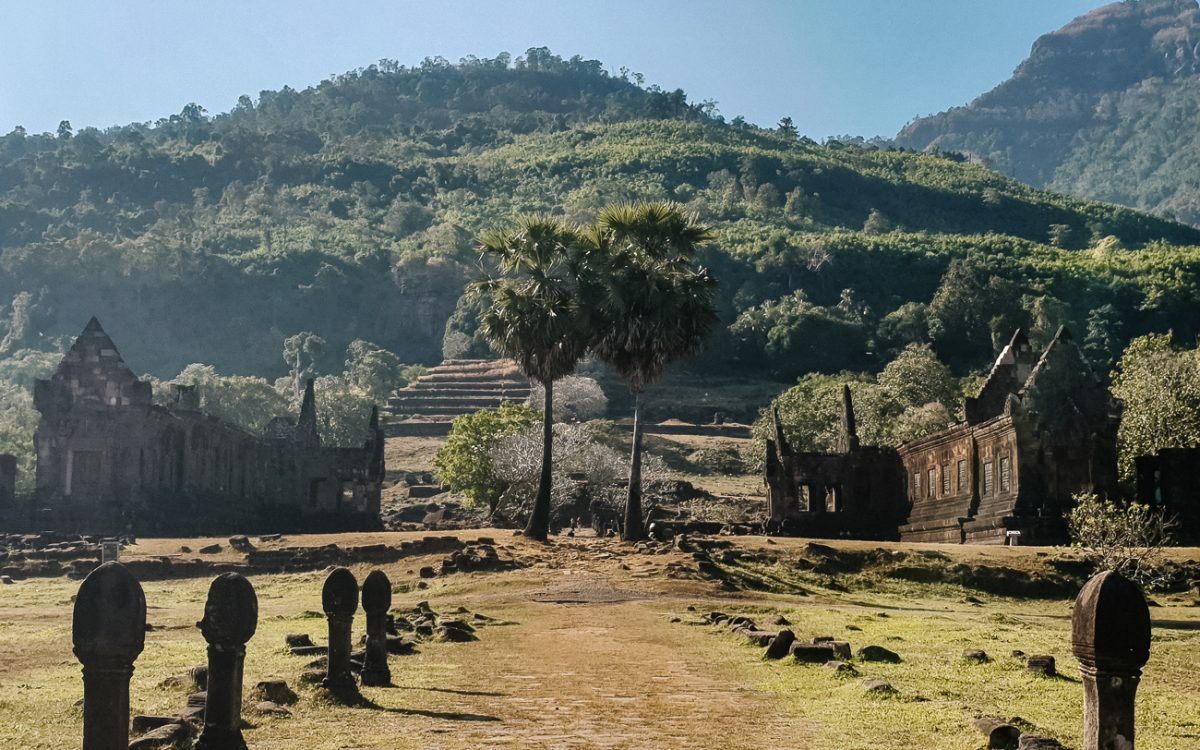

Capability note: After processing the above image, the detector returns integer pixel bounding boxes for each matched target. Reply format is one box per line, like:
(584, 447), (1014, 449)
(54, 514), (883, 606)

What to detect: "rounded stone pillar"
(194, 573), (258, 750)
(360, 570), (393, 687)
(321, 567), (359, 693)
(1071, 570), (1152, 750)
(72, 561), (147, 750)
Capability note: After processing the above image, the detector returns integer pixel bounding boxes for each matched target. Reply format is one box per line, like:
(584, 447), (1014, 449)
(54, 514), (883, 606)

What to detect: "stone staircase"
(385, 359), (532, 436)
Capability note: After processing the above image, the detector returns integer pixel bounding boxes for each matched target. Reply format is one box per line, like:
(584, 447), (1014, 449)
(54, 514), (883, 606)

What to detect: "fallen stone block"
(255, 701), (292, 718)
(972, 716), (1020, 749)
(1026, 655), (1056, 677)
(764, 630), (795, 660)
(790, 643), (836, 663)
(862, 679), (896, 695)
(857, 645), (901, 663)
(129, 723), (189, 750)
(254, 679), (298, 705)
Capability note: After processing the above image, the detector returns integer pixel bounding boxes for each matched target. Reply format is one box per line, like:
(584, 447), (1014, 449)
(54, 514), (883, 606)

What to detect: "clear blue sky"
(2, 0), (1101, 139)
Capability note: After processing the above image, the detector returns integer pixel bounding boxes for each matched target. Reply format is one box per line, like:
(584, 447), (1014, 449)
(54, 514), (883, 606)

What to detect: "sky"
(2, 0), (1102, 139)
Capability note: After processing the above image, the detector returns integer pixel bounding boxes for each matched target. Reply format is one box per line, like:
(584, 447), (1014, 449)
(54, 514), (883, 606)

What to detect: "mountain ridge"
(1, 48), (1198, 385)
(896, 0), (1200, 224)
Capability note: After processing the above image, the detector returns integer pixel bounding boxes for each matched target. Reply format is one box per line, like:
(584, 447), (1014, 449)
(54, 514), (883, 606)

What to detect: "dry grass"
(5, 532), (1197, 749)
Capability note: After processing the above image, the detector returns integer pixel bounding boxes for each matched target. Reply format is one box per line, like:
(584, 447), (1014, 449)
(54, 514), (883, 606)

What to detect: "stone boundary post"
(1071, 570), (1152, 750)
(194, 573), (258, 750)
(72, 561), (146, 750)
(321, 567), (359, 692)
(360, 569), (392, 687)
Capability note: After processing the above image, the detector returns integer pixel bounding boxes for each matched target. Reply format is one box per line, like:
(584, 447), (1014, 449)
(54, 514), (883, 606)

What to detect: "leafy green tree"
(862, 208), (893, 235)
(433, 402), (541, 511)
(310, 375), (378, 446)
(0, 380), (37, 493)
(928, 257), (1023, 368)
(282, 332), (327, 400)
(876, 302), (930, 356)
(591, 202), (717, 541)
(1082, 304), (1123, 371)
(157, 364), (288, 432)
(1110, 333), (1200, 480)
(343, 339), (422, 403)
(471, 216), (598, 541)
(877, 343), (958, 409)
(730, 290), (869, 378)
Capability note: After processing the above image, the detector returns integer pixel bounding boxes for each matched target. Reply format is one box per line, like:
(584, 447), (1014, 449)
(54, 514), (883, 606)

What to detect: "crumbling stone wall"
(770, 328), (1123, 545)
(899, 328), (1120, 545)
(766, 387), (907, 540)
(1136, 446), (1200, 544)
(0, 454), (15, 505)
(11, 318), (384, 535)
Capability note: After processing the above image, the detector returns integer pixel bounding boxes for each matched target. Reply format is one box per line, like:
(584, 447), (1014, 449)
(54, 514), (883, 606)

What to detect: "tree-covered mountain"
(896, 0), (1200, 226)
(2, 47), (1200, 386)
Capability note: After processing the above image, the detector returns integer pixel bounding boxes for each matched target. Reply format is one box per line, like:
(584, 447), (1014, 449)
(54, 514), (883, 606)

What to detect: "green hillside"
(2, 48), (1199, 384)
(896, 0), (1200, 226)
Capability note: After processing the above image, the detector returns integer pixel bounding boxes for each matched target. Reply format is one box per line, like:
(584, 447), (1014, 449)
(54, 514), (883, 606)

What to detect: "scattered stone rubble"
(0, 533), (521, 582)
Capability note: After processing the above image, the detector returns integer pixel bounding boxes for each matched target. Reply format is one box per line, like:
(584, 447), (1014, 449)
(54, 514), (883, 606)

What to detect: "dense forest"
(897, 0), (1200, 226)
(2, 46), (1200, 388)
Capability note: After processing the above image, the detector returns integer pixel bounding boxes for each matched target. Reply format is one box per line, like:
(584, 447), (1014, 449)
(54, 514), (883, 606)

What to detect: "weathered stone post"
(321, 567), (359, 693)
(1071, 570), (1152, 750)
(194, 573), (258, 750)
(360, 569), (392, 687)
(72, 561), (146, 750)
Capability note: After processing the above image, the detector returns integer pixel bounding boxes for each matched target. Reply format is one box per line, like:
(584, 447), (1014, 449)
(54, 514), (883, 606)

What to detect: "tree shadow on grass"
(320, 686), (502, 722)
(406, 686), (507, 697)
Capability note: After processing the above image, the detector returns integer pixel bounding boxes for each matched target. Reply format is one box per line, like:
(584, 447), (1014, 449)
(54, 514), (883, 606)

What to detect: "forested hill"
(2, 48), (1200, 383)
(896, 0), (1200, 226)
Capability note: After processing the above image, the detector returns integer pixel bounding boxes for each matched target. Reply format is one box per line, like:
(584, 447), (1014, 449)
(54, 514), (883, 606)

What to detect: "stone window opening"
(941, 464), (951, 495)
(1000, 456), (1012, 492)
(926, 468), (935, 498)
(825, 484), (842, 512)
(957, 459), (967, 493)
(983, 460), (995, 495)
(798, 484), (811, 512)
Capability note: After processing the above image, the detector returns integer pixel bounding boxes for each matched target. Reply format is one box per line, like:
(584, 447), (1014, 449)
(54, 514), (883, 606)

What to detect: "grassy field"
(0, 532), (1196, 749)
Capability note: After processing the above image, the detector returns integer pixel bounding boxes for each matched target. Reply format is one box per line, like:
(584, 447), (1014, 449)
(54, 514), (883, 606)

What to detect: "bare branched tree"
(1067, 493), (1178, 589)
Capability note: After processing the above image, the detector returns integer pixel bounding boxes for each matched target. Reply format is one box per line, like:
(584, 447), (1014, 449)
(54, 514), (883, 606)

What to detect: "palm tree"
(471, 215), (599, 541)
(592, 203), (717, 541)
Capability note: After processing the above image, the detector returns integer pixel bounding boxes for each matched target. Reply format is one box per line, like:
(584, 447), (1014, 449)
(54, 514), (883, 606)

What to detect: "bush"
(687, 446), (746, 475)
(489, 422), (669, 527)
(528, 375), (608, 422)
(433, 402), (541, 511)
(1067, 492), (1177, 588)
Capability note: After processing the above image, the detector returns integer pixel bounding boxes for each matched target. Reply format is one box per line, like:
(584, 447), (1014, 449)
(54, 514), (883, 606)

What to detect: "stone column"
(321, 567), (359, 693)
(194, 573), (258, 750)
(72, 561), (146, 750)
(1071, 570), (1152, 750)
(360, 569), (393, 687)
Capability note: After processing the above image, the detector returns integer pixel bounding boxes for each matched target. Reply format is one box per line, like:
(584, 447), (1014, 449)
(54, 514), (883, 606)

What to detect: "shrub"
(528, 375), (608, 422)
(1067, 492), (1177, 588)
(489, 422), (669, 527)
(433, 402), (541, 511)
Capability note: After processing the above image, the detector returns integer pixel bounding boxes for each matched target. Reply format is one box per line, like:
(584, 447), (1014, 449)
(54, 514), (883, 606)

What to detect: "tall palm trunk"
(524, 378), (554, 541)
(622, 392), (646, 541)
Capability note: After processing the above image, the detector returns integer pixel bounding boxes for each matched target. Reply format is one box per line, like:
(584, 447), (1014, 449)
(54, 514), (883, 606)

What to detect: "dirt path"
(246, 544), (806, 750)
(396, 589), (800, 749)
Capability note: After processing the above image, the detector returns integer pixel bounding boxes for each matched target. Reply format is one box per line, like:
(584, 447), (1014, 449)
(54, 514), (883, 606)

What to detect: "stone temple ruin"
(0, 318), (384, 535)
(767, 328), (1126, 544)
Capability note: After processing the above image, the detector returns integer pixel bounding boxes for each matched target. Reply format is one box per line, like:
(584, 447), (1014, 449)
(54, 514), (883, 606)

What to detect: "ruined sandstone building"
(0, 318), (384, 535)
(767, 329), (1122, 544)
